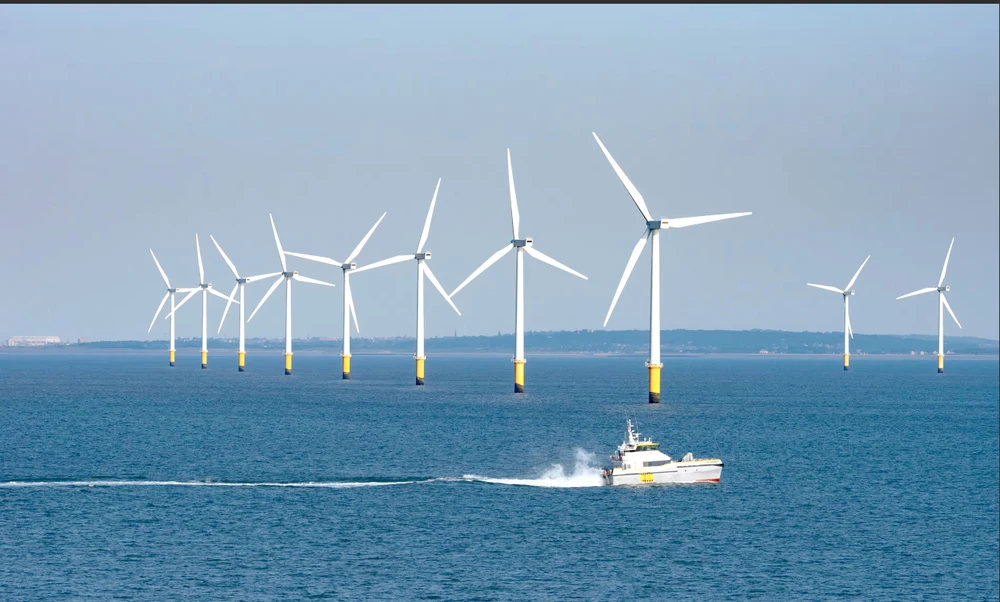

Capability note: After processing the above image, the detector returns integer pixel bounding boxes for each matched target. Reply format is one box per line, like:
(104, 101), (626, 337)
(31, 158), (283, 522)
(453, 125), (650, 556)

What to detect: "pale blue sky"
(1, 5), (997, 341)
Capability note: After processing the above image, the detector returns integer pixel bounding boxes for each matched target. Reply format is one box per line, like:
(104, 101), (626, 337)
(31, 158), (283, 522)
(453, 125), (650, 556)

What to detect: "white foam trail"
(0, 479), (428, 489)
(462, 449), (606, 488)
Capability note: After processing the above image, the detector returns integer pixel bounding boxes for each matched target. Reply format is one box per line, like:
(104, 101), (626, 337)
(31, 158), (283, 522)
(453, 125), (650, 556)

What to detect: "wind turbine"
(449, 149), (588, 393)
(284, 212), (390, 380)
(897, 237), (962, 373)
(807, 255), (871, 371)
(347, 178), (462, 385)
(166, 235), (240, 369)
(209, 235), (281, 371)
(147, 249), (196, 367)
(246, 214), (335, 375)
(592, 132), (751, 403)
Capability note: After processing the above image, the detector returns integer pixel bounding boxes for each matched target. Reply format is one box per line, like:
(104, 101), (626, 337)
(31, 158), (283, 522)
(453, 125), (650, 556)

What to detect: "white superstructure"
(603, 419), (722, 485)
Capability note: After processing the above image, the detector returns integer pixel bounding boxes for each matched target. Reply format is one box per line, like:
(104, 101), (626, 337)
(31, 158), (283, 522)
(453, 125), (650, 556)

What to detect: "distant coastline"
(3, 329), (997, 357)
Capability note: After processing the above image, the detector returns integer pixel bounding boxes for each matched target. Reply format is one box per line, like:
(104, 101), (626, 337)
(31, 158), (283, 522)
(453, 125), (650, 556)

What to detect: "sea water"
(1, 353), (997, 600)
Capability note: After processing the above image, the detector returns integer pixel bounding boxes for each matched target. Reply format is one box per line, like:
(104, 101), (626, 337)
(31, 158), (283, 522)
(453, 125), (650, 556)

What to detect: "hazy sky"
(1, 5), (997, 342)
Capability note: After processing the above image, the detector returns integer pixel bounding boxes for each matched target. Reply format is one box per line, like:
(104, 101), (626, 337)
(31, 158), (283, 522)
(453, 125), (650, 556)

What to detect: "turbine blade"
(507, 149), (520, 239)
(284, 251), (342, 267)
(166, 288), (199, 319)
(942, 294), (962, 329)
(346, 277), (360, 333)
(665, 212), (752, 229)
(244, 271), (283, 283)
(345, 212), (387, 264)
(422, 263), (461, 316)
(210, 235), (240, 279)
(196, 234), (205, 284)
(449, 244), (513, 298)
(806, 283), (844, 294)
(938, 237), (954, 287)
(208, 288), (236, 302)
(844, 255), (870, 292)
(150, 250), (170, 288)
(218, 283), (238, 333)
(524, 246), (588, 280)
(896, 287), (937, 300)
(248, 275), (284, 322)
(416, 178), (441, 253)
(591, 132), (653, 222)
(292, 274), (335, 287)
(269, 214), (287, 272)
(351, 254), (413, 275)
(604, 229), (649, 327)
(148, 292), (170, 333)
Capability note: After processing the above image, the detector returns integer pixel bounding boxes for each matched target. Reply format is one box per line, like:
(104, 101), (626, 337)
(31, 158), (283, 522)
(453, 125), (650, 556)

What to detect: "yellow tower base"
(843, 353), (850, 371)
(342, 354), (351, 380)
(647, 363), (662, 404)
(938, 354), (944, 374)
(238, 352), (245, 372)
(415, 356), (425, 386)
(514, 359), (525, 393)
(169, 350), (175, 367)
(285, 353), (292, 376)
(201, 351), (208, 369)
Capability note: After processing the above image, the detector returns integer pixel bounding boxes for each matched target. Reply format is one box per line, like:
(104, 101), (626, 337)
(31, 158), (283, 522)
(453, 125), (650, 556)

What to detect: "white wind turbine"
(246, 214), (335, 375)
(896, 237), (962, 373)
(166, 235), (240, 369)
(209, 235), (282, 372)
(346, 178), (462, 385)
(449, 149), (588, 393)
(592, 132), (752, 403)
(807, 255), (870, 371)
(147, 249), (197, 367)
(283, 212), (388, 380)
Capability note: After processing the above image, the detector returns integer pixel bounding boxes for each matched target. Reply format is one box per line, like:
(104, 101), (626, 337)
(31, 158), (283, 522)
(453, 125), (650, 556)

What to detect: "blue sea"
(1, 353), (997, 600)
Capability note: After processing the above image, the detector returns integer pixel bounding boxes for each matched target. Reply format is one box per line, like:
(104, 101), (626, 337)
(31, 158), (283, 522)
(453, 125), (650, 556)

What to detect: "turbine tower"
(348, 178), (462, 385)
(167, 235), (240, 369)
(284, 212), (390, 380)
(247, 215), (335, 375)
(897, 238), (962, 373)
(210, 235), (281, 371)
(807, 255), (870, 370)
(592, 132), (751, 403)
(147, 249), (196, 367)
(449, 149), (588, 393)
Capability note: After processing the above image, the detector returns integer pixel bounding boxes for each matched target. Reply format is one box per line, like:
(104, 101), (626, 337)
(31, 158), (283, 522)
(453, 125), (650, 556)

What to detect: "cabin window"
(643, 460), (670, 467)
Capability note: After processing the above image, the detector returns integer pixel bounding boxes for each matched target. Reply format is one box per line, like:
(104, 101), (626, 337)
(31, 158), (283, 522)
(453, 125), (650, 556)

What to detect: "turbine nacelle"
(939, 286), (950, 292)
(282, 271), (297, 278)
(200, 283), (211, 289)
(845, 289), (855, 296)
(414, 252), (431, 260)
(341, 263), (358, 272)
(511, 238), (533, 247)
(647, 220), (664, 230)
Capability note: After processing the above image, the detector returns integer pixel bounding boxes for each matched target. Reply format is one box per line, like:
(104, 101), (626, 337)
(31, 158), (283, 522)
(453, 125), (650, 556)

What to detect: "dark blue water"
(1, 353), (997, 600)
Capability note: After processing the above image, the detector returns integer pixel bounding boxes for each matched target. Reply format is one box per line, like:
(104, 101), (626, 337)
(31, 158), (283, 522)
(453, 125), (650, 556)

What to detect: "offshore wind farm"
(1, 5), (997, 602)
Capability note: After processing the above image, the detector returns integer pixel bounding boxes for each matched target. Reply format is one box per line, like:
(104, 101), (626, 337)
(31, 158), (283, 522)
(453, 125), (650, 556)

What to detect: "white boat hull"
(604, 460), (723, 486)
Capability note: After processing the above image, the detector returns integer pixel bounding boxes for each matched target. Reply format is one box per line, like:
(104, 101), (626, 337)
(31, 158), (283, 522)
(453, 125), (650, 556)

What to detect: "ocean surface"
(1, 353), (997, 600)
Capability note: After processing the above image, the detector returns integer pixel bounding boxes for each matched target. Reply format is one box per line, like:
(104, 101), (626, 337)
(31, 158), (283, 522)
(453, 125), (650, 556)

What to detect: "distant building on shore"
(6, 336), (62, 347)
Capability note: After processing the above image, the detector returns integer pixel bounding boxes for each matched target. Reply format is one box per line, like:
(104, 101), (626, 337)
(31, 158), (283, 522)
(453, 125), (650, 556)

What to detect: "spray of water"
(461, 448), (606, 488)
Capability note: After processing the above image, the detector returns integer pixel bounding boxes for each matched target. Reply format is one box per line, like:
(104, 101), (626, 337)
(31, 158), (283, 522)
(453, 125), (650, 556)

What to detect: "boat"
(602, 419), (723, 485)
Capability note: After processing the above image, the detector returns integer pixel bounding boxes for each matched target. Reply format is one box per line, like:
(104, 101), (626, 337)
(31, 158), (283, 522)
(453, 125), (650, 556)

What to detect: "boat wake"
(0, 479), (434, 489)
(460, 449), (606, 488)
(2, 450), (609, 490)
